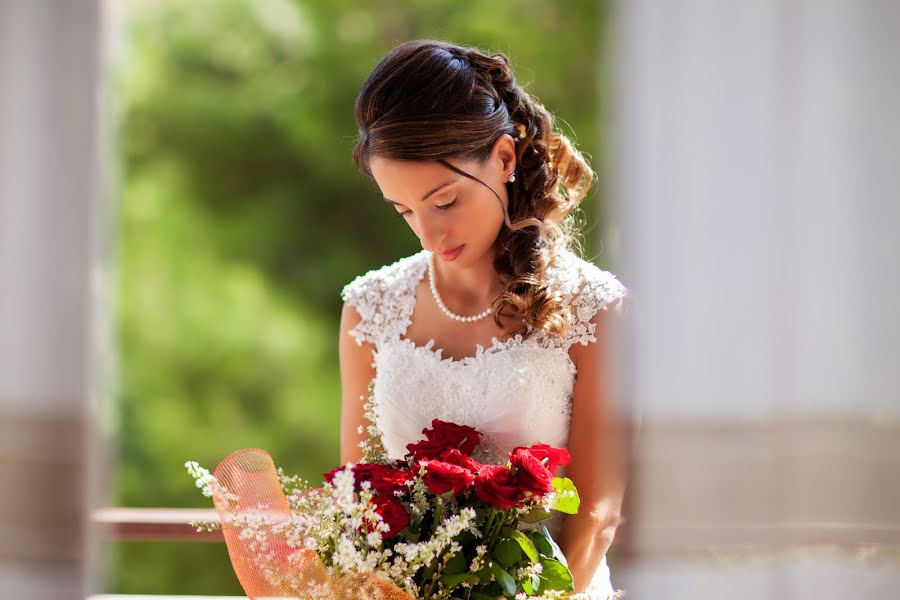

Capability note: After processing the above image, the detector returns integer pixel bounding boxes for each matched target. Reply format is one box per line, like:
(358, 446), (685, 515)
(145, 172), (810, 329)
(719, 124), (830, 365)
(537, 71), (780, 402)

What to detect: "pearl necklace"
(428, 251), (493, 323)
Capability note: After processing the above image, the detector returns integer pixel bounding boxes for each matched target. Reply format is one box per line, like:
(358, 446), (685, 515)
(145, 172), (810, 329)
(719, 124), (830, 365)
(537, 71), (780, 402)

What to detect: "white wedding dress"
(341, 247), (628, 599)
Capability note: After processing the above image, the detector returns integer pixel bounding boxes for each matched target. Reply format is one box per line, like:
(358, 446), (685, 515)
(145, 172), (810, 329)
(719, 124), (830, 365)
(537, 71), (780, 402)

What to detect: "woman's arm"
(338, 301), (377, 465)
(556, 307), (628, 593)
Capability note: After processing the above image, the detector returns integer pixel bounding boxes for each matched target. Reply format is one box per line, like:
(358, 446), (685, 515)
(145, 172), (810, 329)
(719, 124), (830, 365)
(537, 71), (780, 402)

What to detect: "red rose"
(428, 419), (482, 454)
(474, 464), (525, 509)
(324, 464), (411, 497)
(421, 459), (476, 496)
(367, 496), (410, 538)
(404, 438), (448, 462)
(355, 464), (413, 496)
(512, 444), (571, 475)
(508, 448), (554, 496)
(439, 448), (482, 473)
(406, 419), (482, 461)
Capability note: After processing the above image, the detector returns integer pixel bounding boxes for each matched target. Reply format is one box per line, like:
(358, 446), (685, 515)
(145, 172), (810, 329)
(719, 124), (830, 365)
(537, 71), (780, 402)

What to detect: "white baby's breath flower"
(184, 460), (217, 497)
(330, 464), (356, 510)
(469, 543), (489, 573)
(513, 559), (545, 582)
(366, 530), (383, 547)
(540, 490), (558, 511)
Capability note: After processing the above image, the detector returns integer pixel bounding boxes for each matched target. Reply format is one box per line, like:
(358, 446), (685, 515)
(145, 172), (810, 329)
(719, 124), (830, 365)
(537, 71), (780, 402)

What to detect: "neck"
(431, 249), (503, 308)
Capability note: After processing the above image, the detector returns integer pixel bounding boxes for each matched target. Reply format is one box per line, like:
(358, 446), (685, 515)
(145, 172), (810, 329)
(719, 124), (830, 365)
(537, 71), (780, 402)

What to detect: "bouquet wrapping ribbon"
(212, 448), (415, 600)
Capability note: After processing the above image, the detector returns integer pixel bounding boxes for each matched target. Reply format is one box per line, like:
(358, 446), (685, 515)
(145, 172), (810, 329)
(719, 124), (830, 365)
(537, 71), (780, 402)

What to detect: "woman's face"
(369, 135), (517, 269)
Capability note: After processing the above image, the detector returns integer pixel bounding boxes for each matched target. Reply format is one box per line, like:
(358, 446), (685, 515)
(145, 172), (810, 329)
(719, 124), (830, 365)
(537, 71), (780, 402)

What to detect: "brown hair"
(352, 39), (595, 341)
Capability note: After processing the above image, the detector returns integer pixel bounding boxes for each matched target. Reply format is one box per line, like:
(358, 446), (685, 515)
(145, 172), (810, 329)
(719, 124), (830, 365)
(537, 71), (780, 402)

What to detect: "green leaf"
(536, 557), (574, 593)
(540, 523), (570, 567)
(509, 530), (538, 562)
(490, 562), (516, 596)
(440, 572), (479, 588)
(474, 564), (492, 585)
(527, 530), (553, 557)
(499, 526), (516, 537)
(521, 507), (553, 523)
(522, 575), (535, 595)
(492, 538), (521, 568)
(550, 477), (580, 514)
(443, 551), (467, 576)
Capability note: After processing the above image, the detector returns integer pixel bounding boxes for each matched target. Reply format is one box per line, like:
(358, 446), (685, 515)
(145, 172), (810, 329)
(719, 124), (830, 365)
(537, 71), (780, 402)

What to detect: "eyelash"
(396, 197), (458, 218)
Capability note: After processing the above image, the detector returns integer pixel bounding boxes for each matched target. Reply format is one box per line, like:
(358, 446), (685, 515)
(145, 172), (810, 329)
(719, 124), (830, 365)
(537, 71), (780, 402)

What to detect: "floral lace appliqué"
(340, 252), (426, 348)
(339, 248), (628, 458)
(339, 248), (627, 597)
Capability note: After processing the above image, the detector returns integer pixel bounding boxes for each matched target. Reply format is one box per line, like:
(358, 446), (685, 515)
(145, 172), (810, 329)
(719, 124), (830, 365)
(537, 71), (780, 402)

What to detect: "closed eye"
(436, 197), (459, 211)
(395, 197), (459, 218)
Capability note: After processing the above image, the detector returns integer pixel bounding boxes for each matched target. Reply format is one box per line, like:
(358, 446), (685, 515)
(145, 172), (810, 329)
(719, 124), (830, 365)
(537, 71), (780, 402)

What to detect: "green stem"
(488, 508), (506, 541)
(484, 508), (499, 545)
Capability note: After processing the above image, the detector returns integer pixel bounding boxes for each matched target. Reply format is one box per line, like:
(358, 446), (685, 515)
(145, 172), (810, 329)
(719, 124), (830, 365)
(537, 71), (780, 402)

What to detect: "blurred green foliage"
(109, 0), (608, 594)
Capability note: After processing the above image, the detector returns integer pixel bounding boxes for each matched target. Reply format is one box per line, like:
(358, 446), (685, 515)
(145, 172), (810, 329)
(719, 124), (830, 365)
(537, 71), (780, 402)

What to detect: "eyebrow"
(382, 179), (457, 206)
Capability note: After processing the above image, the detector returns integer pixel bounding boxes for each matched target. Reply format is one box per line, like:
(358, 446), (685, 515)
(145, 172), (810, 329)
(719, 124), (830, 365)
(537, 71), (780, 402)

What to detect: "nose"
(416, 215), (448, 252)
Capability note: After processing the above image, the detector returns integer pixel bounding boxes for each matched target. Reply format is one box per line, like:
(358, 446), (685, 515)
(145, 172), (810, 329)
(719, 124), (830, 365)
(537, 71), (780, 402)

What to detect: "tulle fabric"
(211, 448), (414, 600)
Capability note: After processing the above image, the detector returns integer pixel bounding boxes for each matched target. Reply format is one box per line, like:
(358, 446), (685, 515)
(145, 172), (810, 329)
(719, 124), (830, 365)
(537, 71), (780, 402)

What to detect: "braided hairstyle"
(352, 39), (596, 341)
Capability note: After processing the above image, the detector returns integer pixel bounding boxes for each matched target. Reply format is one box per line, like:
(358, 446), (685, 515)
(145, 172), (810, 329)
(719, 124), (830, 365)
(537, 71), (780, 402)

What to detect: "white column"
(0, 1), (107, 598)
(611, 1), (900, 598)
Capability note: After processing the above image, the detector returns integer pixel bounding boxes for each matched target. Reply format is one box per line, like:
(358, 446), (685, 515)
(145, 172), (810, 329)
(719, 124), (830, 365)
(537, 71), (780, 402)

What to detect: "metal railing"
(92, 507), (222, 542)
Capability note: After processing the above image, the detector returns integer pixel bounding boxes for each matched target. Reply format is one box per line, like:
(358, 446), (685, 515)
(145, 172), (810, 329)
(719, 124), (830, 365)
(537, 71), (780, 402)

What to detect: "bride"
(338, 40), (628, 599)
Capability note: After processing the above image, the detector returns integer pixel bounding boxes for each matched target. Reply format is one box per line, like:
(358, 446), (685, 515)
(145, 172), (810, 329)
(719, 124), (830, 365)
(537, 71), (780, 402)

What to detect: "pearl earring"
(507, 172), (516, 183)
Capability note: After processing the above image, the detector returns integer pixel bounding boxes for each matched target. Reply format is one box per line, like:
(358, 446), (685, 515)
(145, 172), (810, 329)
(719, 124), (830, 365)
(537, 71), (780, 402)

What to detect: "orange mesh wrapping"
(212, 448), (415, 600)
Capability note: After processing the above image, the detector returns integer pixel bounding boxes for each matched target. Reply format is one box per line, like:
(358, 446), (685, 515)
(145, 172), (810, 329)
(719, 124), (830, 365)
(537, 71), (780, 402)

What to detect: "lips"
(436, 244), (465, 262)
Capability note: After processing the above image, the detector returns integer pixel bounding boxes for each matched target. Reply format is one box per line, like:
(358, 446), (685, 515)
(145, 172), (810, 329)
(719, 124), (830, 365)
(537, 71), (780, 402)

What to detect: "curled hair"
(352, 39), (596, 341)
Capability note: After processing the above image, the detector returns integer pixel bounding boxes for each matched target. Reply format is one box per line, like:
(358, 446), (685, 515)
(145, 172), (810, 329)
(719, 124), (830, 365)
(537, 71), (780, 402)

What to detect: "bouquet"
(186, 399), (584, 599)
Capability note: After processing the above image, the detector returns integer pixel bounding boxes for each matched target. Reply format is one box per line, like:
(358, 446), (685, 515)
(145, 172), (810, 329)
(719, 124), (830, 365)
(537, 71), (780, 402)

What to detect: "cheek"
(467, 198), (505, 232)
(462, 199), (496, 224)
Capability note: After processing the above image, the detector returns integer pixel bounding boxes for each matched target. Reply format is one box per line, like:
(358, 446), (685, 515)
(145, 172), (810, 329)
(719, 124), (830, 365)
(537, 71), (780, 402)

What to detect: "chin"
(455, 245), (490, 267)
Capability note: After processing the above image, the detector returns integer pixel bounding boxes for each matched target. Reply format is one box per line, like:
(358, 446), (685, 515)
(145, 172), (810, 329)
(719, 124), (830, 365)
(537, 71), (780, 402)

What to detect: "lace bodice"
(341, 247), (627, 466)
(340, 247), (627, 599)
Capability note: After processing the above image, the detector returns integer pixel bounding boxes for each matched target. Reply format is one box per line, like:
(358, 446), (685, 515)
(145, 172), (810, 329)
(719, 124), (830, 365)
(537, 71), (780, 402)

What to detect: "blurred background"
(1, 0), (898, 599)
(108, 0), (609, 596)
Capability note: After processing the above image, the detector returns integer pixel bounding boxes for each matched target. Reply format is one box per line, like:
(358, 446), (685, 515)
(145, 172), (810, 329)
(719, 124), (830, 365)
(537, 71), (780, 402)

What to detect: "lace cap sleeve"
(339, 251), (427, 347)
(563, 258), (629, 349)
(340, 271), (381, 346)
